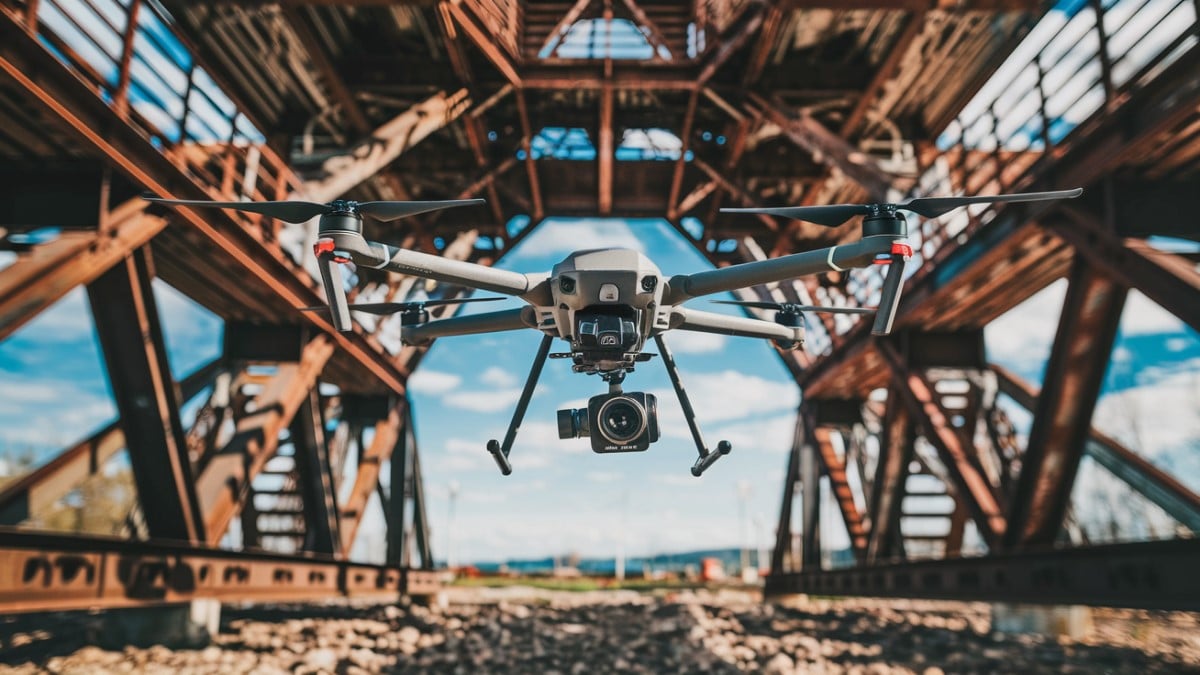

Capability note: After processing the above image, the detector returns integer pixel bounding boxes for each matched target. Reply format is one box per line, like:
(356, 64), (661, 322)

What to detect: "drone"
(146, 187), (1081, 477)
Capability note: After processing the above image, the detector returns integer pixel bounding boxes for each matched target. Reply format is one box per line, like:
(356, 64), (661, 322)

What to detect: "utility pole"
(737, 480), (752, 575)
(447, 480), (459, 570)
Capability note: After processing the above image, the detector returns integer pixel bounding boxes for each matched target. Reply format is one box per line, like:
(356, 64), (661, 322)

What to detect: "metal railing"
(805, 0), (1197, 355)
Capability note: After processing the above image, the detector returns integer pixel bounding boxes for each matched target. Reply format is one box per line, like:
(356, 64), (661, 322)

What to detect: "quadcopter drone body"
(147, 187), (1081, 477)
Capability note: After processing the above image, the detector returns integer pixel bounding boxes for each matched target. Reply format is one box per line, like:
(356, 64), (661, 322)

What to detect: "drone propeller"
(720, 188), (1082, 227)
(300, 296), (504, 317)
(712, 300), (877, 315)
(143, 196), (486, 224)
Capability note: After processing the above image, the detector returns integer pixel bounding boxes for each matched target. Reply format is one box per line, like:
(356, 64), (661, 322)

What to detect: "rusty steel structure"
(0, 0), (1198, 615)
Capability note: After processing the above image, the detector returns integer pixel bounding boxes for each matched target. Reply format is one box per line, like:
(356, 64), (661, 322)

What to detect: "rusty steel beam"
(697, 6), (766, 85)
(770, 416), (802, 574)
(619, 0), (673, 60)
(0, 528), (440, 614)
(1004, 260), (1128, 549)
(386, 402), (413, 567)
(692, 158), (779, 231)
(841, 9), (925, 137)
(799, 410), (822, 568)
(749, 93), (893, 201)
(667, 90), (699, 221)
(742, 5), (784, 86)
(992, 364), (1200, 533)
(0, 200), (164, 342)
(538, 0), (594, 58)
(86, 247), (204, 543)
(673, 180), (719, 219)
(0, 10), (409, 393)
(866, 387), (914, 563)
(291, 388), (341, 556)
(197, 336), (334, 545)
(765, 537), (1200, 611)
(443, 0), (521, 87)
(301, 89), (471, 202)
(280, 6), (371, 135)
(878, 340), (1006, 547)
(598, 85), (614, 215)
(340, 401), (404, 554)
(811, 423), (868, 558)
(515, 90), (545, 221)
(1051, 207), (1200, 335)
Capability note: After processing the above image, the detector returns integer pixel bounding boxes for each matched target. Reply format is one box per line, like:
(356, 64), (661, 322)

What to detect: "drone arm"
(325, 230), (534, 297)
(664, 236), (895, 304)
(667, 307), (804, 348)
(402, 306), (538, 345)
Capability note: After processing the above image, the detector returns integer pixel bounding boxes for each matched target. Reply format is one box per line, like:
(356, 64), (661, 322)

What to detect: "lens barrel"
(596, 396), (648, 445)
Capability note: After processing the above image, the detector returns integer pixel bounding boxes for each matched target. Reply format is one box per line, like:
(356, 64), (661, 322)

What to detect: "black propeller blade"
(712, 300), (877, 315)
(720, 188), (1082, 227)
(143, 196), (486, 224)
(301, 296), (504, 316)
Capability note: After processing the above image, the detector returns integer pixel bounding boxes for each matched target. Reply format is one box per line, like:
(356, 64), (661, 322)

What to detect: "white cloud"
(651, 370), (799, 431)
(663, 330), (726, 354)
(407, 369), (462, 395)
(1120, 290), (1186, 336)
(587, 471), (623, 483)
(443, 388), (523, 413)
(985, 279), (1066, 375)
(480, 366), (518, 389)
(1092, 358), (1200, 471)
(515, 219), (646, 257)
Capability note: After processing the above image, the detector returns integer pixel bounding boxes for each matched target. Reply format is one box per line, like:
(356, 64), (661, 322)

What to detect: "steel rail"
(765, 537), (1200, 611)
(0, 528), (439, 615)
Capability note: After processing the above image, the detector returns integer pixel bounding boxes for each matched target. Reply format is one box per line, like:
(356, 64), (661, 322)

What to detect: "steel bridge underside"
(0, 0), (1198, 613)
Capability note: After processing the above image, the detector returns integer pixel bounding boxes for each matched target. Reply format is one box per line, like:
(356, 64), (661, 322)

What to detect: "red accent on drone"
(874, 242), (914, 264)
(314, 238), (352, 263)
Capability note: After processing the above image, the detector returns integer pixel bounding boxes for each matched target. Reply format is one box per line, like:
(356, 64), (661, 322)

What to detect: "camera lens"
(597, 397), (647, 445)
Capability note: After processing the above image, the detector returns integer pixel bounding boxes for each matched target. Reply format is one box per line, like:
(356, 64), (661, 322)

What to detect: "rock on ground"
(2, 588), (1198, 673)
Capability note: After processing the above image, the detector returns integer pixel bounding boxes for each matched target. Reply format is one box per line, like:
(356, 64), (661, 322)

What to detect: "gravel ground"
(2, 587), (1199, 673)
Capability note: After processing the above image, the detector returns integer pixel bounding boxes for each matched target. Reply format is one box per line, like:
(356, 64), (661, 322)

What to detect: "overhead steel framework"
(0, 0), (1197, 612)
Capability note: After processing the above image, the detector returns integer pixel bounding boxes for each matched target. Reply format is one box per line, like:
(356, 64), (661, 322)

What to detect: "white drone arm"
(663, 236), (896, 304)
(327, 231), (535, 297)
(667, 307), (804, 348)
(403, 306), (539, 345)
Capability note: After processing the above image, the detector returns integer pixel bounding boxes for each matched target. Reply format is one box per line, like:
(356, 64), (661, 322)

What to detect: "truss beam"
(302, 89), (471, 203)
(291, 388), (342, 555)
(866, 387), (914, 562)
(993, 364), (1200, 533)
(86, 247), (204, 543)
(340, 399), (404, 553)
(879, 340), (1006, 547)
(197, 336), (334, 544)
(1004, 260), (1128, 549)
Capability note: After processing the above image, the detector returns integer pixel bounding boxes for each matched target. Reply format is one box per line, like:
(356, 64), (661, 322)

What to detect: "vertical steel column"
(799, 406), (822, 569)
(866, 388), (913, 563)
(386, 401), (412, 567)
(770, 413), (802, 574)
(1004, 259), (1127, 549)
(86, 247), (204, 543)
(409, 425), (433, 570)
(291, 387), (341, 556)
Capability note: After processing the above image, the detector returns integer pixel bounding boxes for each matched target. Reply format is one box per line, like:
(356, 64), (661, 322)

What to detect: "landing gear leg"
(653, 334), (732, 476)
(487, 334), (554, 475)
